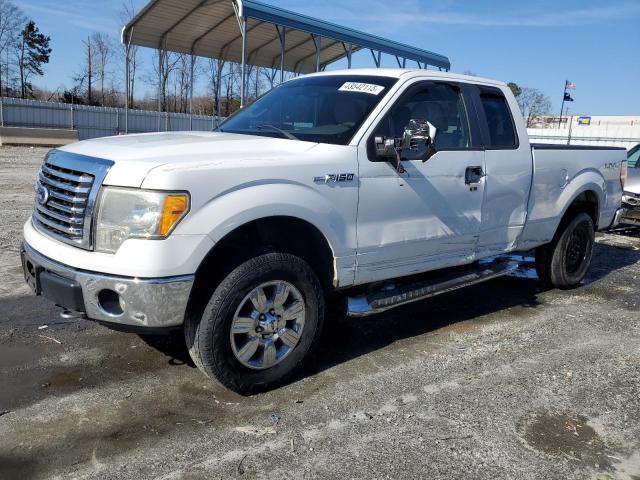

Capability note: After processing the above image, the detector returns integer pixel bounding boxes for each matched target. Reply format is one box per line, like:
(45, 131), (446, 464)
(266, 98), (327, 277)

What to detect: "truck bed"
(516, 144), (626, 250)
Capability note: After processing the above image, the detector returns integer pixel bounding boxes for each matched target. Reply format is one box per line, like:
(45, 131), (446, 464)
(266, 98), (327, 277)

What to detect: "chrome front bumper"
(21, 241), (194, 328)
(610, 208), (627, 228)
(621, 193), (640, 225)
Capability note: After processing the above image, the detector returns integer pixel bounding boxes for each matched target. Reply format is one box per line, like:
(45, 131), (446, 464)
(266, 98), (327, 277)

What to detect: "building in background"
(528, 116), (640, 149)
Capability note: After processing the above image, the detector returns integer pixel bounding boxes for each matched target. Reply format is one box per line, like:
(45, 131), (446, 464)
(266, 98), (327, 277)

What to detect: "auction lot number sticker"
(339, 82), (385, 95)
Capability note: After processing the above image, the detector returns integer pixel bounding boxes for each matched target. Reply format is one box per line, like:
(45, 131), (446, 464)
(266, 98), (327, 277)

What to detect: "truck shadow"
(4, 239), (632, 402)
(137, 240), (639, 392)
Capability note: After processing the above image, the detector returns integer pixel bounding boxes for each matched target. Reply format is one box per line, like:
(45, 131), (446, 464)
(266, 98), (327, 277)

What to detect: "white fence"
(528, 115), (640, 150)
(0, 97), (221, 141)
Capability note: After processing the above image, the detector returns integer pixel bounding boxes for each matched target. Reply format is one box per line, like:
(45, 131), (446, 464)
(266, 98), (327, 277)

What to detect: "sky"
(18, 0), (640, 116)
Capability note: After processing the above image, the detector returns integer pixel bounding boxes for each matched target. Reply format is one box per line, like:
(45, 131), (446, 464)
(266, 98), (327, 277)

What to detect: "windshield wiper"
(256, 124), (300, 141)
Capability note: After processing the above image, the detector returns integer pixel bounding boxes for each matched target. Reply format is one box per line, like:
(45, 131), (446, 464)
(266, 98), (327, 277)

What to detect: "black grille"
(33, 161), (95, 245)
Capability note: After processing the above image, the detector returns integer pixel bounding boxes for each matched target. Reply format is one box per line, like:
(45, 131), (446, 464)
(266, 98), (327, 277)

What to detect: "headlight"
(95, 187), (190, 253)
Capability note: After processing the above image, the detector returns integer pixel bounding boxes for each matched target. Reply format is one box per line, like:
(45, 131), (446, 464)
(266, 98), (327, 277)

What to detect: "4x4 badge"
(313, 173), (355, 184)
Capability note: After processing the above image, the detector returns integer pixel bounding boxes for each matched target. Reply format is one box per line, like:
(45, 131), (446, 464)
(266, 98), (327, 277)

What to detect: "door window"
(369, 82), (472, 159)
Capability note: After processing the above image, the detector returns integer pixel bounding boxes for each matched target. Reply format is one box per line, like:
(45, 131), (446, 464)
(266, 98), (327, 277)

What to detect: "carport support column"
(189, 53), (195, 131)
(313, 35), (321, 72)
(240, 16), (247, 108)
(124, 45), (129, 134)
(277, 25), (286, 84)
(157, 48), (163, 132)
(215, 64), (222, 127)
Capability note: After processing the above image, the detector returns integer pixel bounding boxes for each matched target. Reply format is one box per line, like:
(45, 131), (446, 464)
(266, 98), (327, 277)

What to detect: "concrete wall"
(0, 127), (78, 146)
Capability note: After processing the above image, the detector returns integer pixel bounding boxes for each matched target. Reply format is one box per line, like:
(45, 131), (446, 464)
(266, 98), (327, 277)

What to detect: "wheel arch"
(558, 187), (601, 233)
(185, 215), (338, 326)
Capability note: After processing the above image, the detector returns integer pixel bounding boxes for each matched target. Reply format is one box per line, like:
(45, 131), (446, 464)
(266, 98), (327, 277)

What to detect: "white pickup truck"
(22, 69), (628, 393)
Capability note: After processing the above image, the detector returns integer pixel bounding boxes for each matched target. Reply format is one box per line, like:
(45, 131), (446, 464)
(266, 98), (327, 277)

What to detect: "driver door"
(355, 81), (486, 285)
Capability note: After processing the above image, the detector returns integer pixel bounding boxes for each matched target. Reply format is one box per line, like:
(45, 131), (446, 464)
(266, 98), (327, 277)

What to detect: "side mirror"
(374, 136), (397, 158)
(400, 119), (437, 162)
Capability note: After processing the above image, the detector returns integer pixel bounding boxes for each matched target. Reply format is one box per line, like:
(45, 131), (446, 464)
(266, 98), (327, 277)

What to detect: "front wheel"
(535, 212), (595, 290)
(184, 252), (324, 394)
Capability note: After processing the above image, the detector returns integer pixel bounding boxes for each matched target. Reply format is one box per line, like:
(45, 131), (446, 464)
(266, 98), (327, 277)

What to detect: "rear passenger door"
(471, 85), (532, 257)
(355, 80), (486, 284)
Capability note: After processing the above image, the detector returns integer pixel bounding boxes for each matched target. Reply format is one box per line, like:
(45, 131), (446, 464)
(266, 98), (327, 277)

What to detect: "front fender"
(178, 181), (355, 259)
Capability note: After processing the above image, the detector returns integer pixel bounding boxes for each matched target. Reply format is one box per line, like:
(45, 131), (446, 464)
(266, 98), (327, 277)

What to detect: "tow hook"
(59, 309), (86, 320)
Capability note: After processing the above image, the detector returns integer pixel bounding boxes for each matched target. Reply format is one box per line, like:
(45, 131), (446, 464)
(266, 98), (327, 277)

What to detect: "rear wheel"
(184, 252), (324, 394)
(535, 212), (595, 289)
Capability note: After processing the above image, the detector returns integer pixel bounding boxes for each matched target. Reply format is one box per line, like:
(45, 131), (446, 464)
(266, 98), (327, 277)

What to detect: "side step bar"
(347, 258), (519, 317)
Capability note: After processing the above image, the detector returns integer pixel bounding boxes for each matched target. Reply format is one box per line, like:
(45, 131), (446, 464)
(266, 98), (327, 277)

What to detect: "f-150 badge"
(314, 173), (355, 184)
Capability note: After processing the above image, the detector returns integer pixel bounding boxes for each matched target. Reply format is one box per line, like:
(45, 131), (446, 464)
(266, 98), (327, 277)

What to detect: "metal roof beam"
(247, 25), (282, 63)
(159, 0), (215, 45)
(270, 35), (314, 68)
(293, 37), (340, 73)
(238, 0), (450, 70)
(320, 44), (361, 70)
(219, 18), (264, 58)
(190, 12), (237, 52)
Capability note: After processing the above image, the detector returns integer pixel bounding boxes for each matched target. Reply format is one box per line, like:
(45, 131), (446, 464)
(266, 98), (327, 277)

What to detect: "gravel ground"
(0, 146), (639, 480)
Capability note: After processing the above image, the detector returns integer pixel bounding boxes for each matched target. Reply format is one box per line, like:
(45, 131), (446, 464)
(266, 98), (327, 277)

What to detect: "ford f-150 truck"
(21, 69), (628, 393)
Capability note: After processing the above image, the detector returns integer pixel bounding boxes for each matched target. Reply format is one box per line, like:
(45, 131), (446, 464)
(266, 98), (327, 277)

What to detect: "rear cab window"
(628, 146), (640, 168)
(476, 86), (519, 149)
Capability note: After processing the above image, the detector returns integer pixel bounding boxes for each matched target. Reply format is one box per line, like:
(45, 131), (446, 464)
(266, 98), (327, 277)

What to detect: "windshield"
(218, 75), (398, 145)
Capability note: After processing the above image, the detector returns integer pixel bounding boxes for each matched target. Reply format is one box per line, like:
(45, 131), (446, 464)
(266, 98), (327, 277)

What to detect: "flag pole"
(558, 81), (567, 128)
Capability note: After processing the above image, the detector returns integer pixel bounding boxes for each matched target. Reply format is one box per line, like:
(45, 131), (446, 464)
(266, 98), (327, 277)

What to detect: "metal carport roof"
(123, 0), (450, 75)
(121, 0), (450, 127)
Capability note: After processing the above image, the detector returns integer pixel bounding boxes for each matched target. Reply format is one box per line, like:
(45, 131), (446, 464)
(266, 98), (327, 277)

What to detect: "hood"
(59, 131), (318, 187)
(625, 167), (640, 195)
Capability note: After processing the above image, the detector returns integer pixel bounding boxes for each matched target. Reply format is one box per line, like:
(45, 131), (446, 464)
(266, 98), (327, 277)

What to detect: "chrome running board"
(347, 258), (519, 317)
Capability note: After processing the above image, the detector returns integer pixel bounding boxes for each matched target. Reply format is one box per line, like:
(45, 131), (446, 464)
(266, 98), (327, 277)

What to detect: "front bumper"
(21, 241), (194, 328)
(621, 193), (640, 225)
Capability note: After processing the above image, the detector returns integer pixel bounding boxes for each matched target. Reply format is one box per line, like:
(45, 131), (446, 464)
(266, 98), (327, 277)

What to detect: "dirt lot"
(0, 146), (639, 480)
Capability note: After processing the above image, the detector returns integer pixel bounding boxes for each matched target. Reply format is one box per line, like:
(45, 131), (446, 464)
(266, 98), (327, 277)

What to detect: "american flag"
(565, 81), (577, 90)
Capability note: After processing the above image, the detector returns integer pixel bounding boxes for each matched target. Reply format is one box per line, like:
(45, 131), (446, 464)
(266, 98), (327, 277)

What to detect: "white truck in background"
(21, 69), (628, 393)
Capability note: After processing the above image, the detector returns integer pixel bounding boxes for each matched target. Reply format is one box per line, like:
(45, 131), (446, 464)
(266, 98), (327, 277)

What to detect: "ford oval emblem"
(36, 183), (50, 205)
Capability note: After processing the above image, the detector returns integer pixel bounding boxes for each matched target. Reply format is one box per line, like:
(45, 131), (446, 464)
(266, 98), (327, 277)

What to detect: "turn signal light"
(160, 194), (189, 236)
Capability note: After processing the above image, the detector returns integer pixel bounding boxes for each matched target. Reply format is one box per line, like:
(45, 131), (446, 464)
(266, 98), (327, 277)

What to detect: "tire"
(535, 212), (595, 290)
(184, 252), (324, 394)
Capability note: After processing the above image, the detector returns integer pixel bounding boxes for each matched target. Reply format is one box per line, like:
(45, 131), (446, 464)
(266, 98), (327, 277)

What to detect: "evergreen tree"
(17, 20), (51, 98)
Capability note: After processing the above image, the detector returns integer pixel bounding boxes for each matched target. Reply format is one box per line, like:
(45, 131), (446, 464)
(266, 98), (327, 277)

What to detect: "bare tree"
(261, 68), (279, 90)
(73, 36), (94, 104)
(516, 87), (552, 127)
(0, 0), (24, 95)
(120, 0), (140, 108)
(172, 53), (195, 113)
(204, 57), (226, 119)
(147, 48), (181, 112)
(224, 62), (242, 115)
(91, 32), (114, 105)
